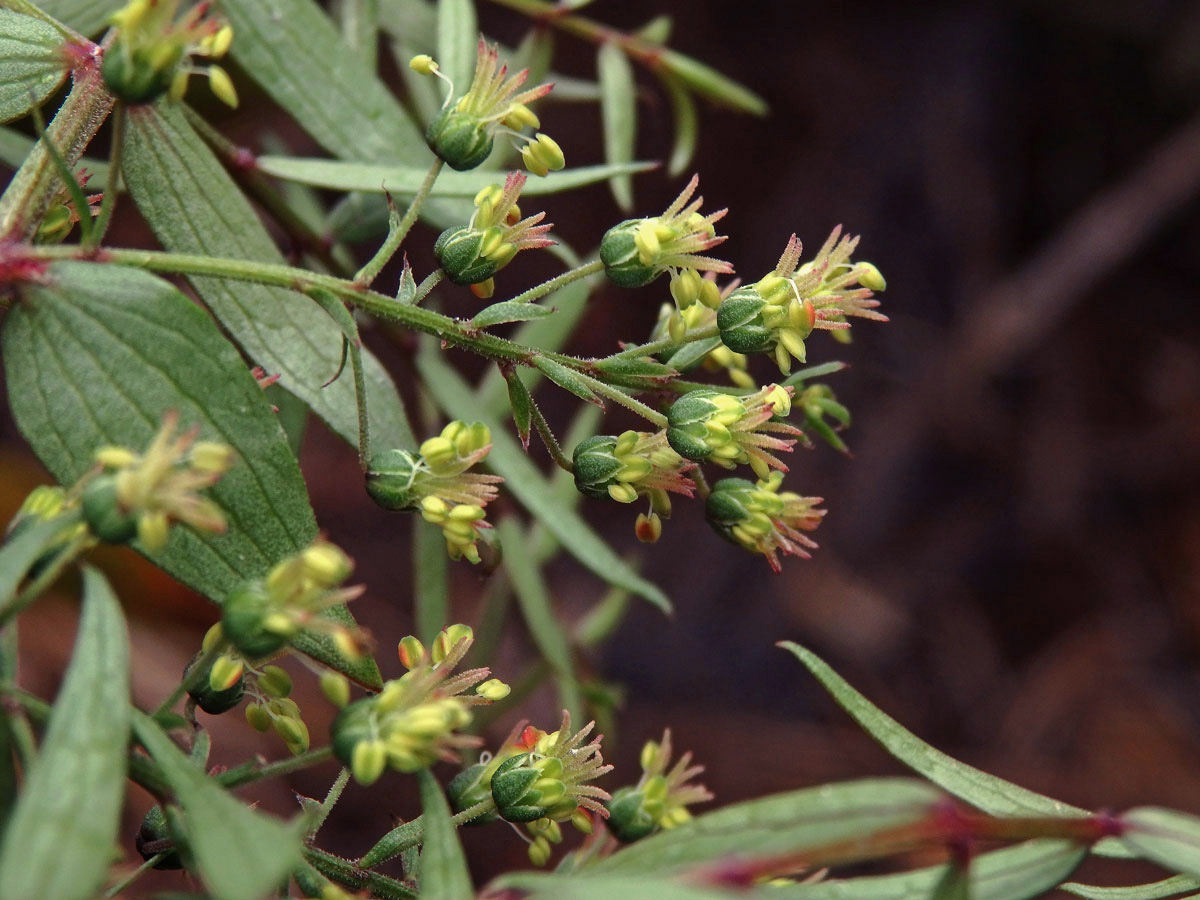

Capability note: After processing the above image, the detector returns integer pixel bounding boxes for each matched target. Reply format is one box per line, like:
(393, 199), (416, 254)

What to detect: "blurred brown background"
(5, 0), (1200, 893)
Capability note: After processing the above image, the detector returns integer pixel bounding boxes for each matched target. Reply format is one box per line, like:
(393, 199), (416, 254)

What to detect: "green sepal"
(426, 107), (493, 171)
(101, 42), (183, 105)
(136, 805), (185, 870)
(572, 435), (623, 500)
(447, 763), (499, 825)
(434, 226), (502, 286)
(365, 449), (423, 511)
(80, 475), (138, 545)
(490, 755), (549, 823)
(604, 786), (658, 843)
(716, 287), (772, 354)
(599, 219), (661, 288)
(665, 389), (722, 462)
(704, 477), (758, 544)
(221, 581), (289, 658)
(185, 654), (246, 715)
(329, 697), (377, 768)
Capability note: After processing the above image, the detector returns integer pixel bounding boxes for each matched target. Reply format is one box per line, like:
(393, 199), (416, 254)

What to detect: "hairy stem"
(609, 321), (720, 360)
(505, 257), (603, 305)
(355, 158), (445, 287)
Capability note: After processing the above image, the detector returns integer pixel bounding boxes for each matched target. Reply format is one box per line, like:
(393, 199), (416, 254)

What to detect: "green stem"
(608, 321), (720, 360)
(505, 258), (603, 304)
(575, 372), (668, 427)
(307, 767), (352, 839)
(87, 101), (124, 249)
(357, 798), (496, 868)
(355, 158), (445, 287)
(101, 852), (166, 899)
(27, 245), (581, 368)
(305, 847), (417, 900)
(412, 267), (444, 305)
(217, 745), (335, 788)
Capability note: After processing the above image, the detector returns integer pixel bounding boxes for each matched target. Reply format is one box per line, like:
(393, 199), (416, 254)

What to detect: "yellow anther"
(409, 54), (439, 75)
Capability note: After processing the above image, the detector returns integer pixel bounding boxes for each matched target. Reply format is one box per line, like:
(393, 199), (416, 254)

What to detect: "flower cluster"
(600, 175), (732, 289)
(705, 472), (826, 572)
(717, 229), (887, 374)
(366, 421), (503, 564)
(572, 430), (697, 542)
(82, 411), (232, 552)
(666, 384), (803, 480)
(331, 625), (507, 785)
(433, 172), (555, 297)
(605, 729), (712, 842)
(102, 0), (237, 106)
(414, 39), (562, 175)
(216, 539), (366, 666)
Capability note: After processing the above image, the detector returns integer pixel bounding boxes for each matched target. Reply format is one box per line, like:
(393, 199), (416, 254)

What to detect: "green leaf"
(436, 0), (477, 91)
(257, 154), (657, 195)
(31, 0), (122, 36)
(532, 356), (602, 405)
(781, 360), (848, 388)
(777, 839), (1087, 900)
(488, 873), (758, 900)
(657, 48), (768, 115)
(660, 73), (699, 177)
(0, 10), (69, 125)
(122, 103), (416, 455)
(470, 300), (556, 329)
(502, 365), (533, 448)
(2, 261), (381, 689)
(416, 769), (474, 899)
(496, 517), (583, 722)
(132, 710), (304, 900)
(931, 865), (971, 900)
(414, 521), (449, 645)
(0, 514), (72, 606)
(595, 778), (943, 875)
(664, 335), (721, 372)
(222, 0), (425, 162)
(1062, 875), (1200, 900)
(597, 42), (636, 211)
(780, 642), (1092, 819)
(0, 567), (130, 900)
(417, 349), (672, 612)
(1121, 808), (1200, 879)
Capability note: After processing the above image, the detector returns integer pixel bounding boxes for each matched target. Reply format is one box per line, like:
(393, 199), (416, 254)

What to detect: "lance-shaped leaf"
(418, 349), (671, 612)
(2, 261), (381, 688)
(1063, 875), (1200, 900)
(257, 154), (656, 196)
(660, 71), (698, 177)
(122, 103), (415, 455)
(417, 770), (474, 899)
(594, 777), (944, 875)
(470, 300), (556, 329)
(486, 873), (761, 900)
(0, 10), (70, 125)
(0, 567), (130, 900)
(132, 710), (304, 900)
(437, 0), (477, 91)
(598, 41), (636, 210)
(657, 47), (767, 115)
(0, 514), (74, 607)
(532, 356), (602, 405)
(502, 365), (533, 448)
(222, 0), (425, 162)
(1121, 809), (1200, 879)
(663, 335), (722, 372)
(778, 838), (1087, 900)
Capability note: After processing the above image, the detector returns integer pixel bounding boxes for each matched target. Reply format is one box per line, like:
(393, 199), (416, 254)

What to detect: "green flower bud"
(245, 702), (272, 732)
(319, 671), (351, 708)
(221, 580), (290, 658)
(704, 477), (762, 543)
(716, 286), (773, 354)
(433, 226), (504, 286)
(665, 389), (730, 462)
(447, 762), (500, 825)
(136, 805), (184, 870)
(81, 474), (138, 544)
(857, 261), (886, 292)
(599, 219), (662, 288)
(258, 665), (293, 699)
(365, 449), (422, 511)
(186, 653), (245, 715)
(491, 754), (567, 823)
(604, 785), (660, 843)
(571, 435), (624, 500)
(426, 107), (494, 171)
(102, 42), (184, 104)
(330, 697), (378, 772)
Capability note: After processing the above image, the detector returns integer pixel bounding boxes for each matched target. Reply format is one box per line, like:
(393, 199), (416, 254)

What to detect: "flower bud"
(245, 702), (272, 732)
(599, 219), (661, 288)
(221, 580), (291, 658)
(433, 623), (473, 662)
(81, 474), (138, 544)
(136, 805), (184, 870)
(434, 226), (505, 286)
(365, 449), (423, 511)
(398, 635), (426, 669)
(476, 678), (511, 700)
(331, 697), (380, 780)
(258, 665), (293, 699)
(351, 738), (388, 786)
(189, 653), (245, 714)
(102, 42), (185, 104)
(716, 286), (774, 354)
(491, 754), (566, 823)
(572, 435), (626, 500)
(426, 108), (494, 171)
(319, 671), (351, 708)
(604, 786), (660, 842)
